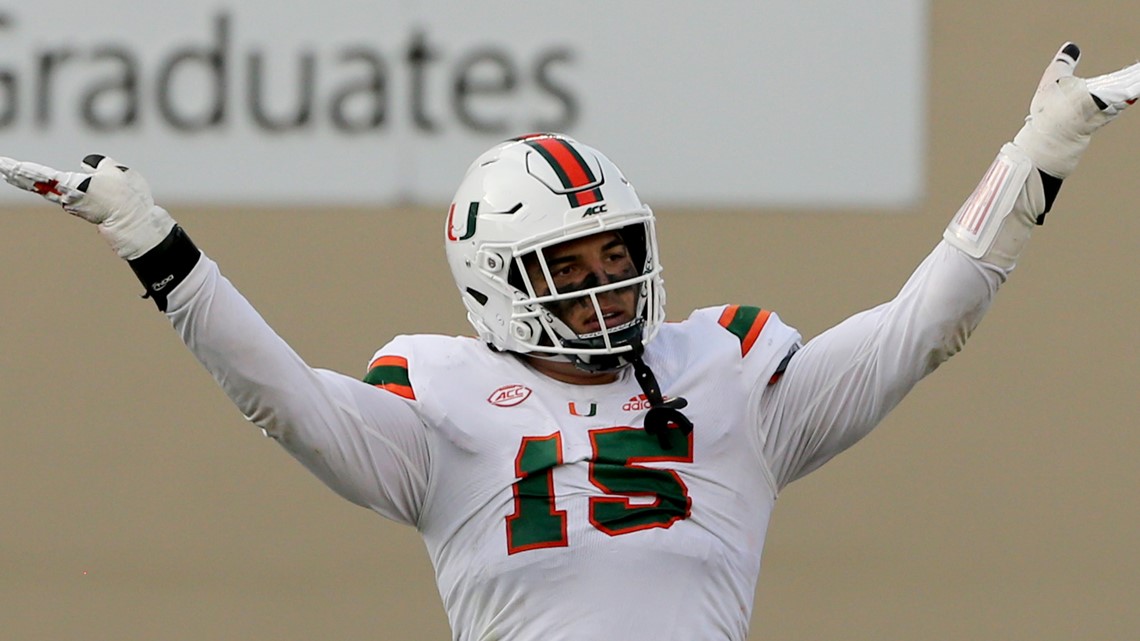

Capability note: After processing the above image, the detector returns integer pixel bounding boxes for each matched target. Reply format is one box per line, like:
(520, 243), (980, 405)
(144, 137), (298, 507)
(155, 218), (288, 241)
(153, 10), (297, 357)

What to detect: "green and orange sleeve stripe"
(717, 305), (772, 358)
(363, 355), (416, 400)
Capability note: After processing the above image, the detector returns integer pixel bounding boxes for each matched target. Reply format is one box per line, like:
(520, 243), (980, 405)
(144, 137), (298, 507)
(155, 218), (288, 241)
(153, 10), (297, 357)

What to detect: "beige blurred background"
(2, 3), (1137, 640)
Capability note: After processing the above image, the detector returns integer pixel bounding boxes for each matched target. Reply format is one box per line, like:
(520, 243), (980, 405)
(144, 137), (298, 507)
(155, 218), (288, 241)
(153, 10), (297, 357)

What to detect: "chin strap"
(627, 340), (693, 450)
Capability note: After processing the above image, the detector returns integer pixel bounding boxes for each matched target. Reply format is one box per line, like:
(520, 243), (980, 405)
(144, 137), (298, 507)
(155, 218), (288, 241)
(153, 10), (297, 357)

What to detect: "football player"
(2, 43), (1137, 640)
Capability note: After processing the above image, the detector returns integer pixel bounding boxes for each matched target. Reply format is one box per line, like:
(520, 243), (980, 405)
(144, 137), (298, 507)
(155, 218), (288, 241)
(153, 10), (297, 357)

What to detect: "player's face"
(525, 231), (640, 335)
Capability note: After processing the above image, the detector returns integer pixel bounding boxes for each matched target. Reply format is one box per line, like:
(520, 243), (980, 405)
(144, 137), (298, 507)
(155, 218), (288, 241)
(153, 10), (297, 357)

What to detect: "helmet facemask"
(506, 219), (662, 372)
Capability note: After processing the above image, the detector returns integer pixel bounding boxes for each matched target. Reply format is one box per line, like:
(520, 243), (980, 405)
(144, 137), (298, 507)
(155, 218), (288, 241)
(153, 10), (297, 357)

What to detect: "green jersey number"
(506, 425), (693, 555)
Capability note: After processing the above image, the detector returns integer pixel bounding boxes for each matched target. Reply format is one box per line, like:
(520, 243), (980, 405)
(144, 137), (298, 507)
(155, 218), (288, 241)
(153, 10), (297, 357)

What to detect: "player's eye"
(551, 264), (579, 286)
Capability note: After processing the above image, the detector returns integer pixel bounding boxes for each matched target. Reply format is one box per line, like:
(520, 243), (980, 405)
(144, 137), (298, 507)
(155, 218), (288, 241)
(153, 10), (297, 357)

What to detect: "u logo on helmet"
(447, 202), (480, 241)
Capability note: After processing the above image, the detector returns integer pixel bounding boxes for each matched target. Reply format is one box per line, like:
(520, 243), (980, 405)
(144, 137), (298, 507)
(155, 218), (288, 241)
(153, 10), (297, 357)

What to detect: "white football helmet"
(445, 133), (666, 371)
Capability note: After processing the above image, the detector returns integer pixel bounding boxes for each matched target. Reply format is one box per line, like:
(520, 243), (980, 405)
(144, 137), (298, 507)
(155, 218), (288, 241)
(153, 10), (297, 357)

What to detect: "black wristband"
(127, 225), (202, 312)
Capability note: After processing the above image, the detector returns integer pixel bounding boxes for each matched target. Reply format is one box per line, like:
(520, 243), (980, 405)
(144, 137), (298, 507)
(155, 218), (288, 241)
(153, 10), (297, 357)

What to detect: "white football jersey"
(363, 306), (798, 640)
(165, 239), (1008, 641)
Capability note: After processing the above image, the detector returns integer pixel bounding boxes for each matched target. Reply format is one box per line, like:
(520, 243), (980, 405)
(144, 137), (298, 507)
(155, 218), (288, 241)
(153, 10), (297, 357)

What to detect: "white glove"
(945, 43), (1139, 268)
(0, 154), (175, 260)
(1012, 42), (1140, 179)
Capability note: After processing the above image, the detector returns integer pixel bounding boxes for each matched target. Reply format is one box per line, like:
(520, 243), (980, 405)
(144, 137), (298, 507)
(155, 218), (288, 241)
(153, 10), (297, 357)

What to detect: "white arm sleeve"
(164, 255), (430, 526)
(759, 239), (1008, 489)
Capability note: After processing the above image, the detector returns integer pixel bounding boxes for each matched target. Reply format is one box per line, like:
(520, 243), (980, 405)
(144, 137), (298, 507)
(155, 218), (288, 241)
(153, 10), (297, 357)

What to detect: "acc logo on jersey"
(488, 384), (533, 407)
(622, 394), (651, 412)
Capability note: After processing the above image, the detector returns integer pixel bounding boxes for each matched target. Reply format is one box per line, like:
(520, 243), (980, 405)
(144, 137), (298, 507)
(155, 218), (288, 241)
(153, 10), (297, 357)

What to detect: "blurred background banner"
(0, 1), (928, 207)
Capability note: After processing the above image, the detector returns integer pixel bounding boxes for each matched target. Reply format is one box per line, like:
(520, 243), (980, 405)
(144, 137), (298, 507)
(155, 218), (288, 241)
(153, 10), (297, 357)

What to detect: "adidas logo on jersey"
(488, 384), (532, 407)
(622, 394), (651, 412)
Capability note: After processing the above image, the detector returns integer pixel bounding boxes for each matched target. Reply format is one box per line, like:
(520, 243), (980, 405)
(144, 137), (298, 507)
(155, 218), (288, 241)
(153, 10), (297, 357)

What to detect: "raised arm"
(758, 43), (1140, 488)
(0, 154), (430, 525)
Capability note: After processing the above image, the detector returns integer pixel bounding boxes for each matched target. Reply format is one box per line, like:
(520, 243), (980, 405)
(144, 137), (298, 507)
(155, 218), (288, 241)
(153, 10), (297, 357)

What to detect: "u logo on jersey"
(568, 402), (597, 417)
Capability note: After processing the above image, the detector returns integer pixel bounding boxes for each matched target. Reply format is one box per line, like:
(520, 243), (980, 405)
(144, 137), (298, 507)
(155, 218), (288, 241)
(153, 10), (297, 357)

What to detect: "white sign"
(0, 2), (928, 207)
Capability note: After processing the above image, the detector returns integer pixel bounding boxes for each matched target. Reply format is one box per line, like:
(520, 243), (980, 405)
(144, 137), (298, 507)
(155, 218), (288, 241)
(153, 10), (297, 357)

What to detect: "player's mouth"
(580, 308), (632, 333)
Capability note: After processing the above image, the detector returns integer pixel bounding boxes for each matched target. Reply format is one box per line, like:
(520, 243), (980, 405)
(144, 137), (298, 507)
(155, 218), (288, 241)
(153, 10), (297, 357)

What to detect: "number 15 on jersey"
(506, 425), (693, 554)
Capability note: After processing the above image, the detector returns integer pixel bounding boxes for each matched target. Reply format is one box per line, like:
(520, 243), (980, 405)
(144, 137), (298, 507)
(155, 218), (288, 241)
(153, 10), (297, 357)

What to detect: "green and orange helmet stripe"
(717, 305), (772, 358)
(364, 355), (416, 400)
(517, 133), (604, 207)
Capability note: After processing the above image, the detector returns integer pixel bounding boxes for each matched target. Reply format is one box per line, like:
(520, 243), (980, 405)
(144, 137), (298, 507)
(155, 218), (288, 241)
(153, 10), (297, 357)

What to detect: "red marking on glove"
(32, 179), (62, 196)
